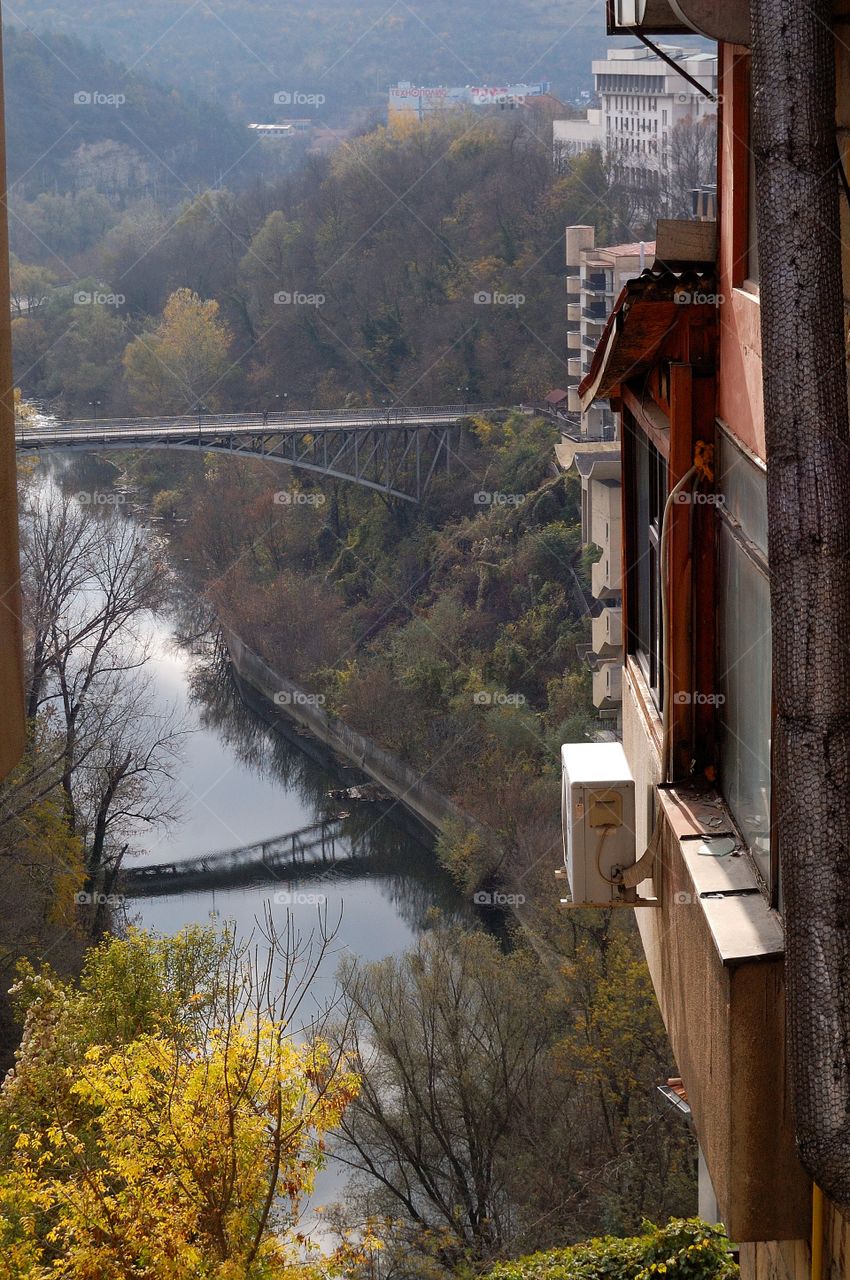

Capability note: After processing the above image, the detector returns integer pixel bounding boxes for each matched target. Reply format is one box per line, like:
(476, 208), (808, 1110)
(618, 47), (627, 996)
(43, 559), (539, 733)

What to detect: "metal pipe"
(659, 465), (697, 783)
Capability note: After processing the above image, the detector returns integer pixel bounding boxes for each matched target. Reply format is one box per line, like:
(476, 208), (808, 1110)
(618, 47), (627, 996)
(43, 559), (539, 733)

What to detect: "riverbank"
(222, 623), (491, 848)
(221, 624), (574, 979)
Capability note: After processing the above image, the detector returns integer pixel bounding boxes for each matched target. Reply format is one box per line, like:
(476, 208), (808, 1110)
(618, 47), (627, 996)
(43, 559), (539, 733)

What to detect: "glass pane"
(718, 525), (772, 886)
(634, 430), (651, 663)
(718, 430), (767, 555)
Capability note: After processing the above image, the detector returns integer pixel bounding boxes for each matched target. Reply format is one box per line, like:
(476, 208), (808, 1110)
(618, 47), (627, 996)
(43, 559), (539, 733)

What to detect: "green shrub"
(485, 1219), (737, 1280)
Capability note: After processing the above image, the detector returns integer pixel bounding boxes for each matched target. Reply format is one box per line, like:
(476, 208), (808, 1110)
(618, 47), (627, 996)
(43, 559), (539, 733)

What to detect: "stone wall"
(222, 625), (483, 841)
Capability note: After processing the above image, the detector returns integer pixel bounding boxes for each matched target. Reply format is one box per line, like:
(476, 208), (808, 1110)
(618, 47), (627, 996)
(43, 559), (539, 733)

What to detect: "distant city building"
(248, 121), (313, 140)
(564, 226), (655, 440)
(389, 80), (550, 125)
(553, 45), (717, 202)
(553, 111), (605, 158)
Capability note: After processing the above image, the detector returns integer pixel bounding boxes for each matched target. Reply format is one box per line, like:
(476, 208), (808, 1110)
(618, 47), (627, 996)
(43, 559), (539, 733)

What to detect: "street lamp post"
(89, 399), (101, 426)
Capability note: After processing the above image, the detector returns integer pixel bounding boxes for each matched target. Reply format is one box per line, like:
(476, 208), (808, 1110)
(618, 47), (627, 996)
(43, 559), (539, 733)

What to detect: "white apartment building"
(553, 45), (717, 201)
(557, 439), (624, 720)
(565, 225), (654, 439)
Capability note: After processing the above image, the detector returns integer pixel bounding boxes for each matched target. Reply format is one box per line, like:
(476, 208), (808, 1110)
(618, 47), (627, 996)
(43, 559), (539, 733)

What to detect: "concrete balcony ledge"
(636, 779), (808, 1242)
(656, 787), (785, 966)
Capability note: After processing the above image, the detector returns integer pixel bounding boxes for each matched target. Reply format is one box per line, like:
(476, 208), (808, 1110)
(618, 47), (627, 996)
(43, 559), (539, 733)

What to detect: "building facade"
(560, 231), (655, 727)
(565, 225), (655, 438)
(570, 3), (850, 1273)
(388, 81), (551, 126)
(554, 46), (717, 209)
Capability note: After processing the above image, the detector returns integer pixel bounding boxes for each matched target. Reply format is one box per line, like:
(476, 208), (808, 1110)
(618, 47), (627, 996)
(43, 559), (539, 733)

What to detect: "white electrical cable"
(659, 464), (698, 784)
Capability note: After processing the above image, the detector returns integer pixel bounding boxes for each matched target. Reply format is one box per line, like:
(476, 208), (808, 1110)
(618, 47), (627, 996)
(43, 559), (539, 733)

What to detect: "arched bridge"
(121, 815), (364, 896)
(17, 403), (504, 502)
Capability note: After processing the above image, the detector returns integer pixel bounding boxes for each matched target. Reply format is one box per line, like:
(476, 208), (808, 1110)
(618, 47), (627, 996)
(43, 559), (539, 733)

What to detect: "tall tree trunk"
(753, 0), (850, 1204)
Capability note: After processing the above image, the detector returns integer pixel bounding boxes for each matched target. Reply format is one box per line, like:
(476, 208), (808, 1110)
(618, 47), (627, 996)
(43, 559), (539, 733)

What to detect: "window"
(716, 430), (773, 894)
(629, 422), (667, 708)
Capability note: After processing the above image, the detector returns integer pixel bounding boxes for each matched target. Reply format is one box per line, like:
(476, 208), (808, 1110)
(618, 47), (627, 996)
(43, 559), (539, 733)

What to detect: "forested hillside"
(4, 27), (260, 199)
(12, 112), (627, 413)
(8, 0), (609, 118)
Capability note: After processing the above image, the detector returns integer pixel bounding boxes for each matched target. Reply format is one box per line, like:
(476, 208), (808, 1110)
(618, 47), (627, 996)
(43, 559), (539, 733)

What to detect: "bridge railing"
(18, 403), (507, 439)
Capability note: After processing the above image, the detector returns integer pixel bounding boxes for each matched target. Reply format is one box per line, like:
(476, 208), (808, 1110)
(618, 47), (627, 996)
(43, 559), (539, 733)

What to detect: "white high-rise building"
(554, 45), (718, 202)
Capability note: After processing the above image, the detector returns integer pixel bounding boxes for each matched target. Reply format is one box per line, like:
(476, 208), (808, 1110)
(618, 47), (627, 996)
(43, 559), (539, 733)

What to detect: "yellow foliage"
(123, 288), (232, 415)
(0, 933), (360, 1277)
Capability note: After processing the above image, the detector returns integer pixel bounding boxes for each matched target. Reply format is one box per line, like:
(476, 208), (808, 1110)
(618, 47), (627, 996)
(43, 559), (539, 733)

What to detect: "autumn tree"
(123, 287), (233, 414)
(331, 924), (569, 1274)
(8, 255), (54, 318)
(16, 482), (186, 919)
(668, 114), (717, 219)
(0, 917), (360, 1276)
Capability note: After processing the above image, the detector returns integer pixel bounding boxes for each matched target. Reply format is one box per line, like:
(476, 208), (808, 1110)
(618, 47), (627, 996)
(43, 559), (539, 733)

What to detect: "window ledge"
(624, 655), (663, 756)
(732, 282), (760, 305)
(657, 786), (784, 966)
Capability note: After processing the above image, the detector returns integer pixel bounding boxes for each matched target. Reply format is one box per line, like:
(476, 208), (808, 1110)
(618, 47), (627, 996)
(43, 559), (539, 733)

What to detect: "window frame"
(623, 408), (669, 714)
(714, 430), (777, 904)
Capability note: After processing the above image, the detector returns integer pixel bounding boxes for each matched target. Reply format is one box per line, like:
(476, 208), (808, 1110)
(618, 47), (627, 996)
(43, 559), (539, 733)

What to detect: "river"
(32, 449), (483, 1236)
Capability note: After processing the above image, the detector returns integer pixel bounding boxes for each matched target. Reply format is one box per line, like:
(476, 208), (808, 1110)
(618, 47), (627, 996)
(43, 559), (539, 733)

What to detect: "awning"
(544, 388), (569, 407)
(578, 266), (717, 412)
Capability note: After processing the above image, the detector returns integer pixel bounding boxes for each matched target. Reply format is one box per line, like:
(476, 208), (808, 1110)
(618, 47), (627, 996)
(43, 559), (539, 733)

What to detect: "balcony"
(567, 303), (581, 323)
(567, 329), (581, 351)
(592, 606), (623, 657)
(583, 332), (600, 350)
(583, 272), (608, 294)
(591, 554), (622, 599)
(582, 304), (607, 322)
(592, 661), (622, 710)
(567, 357), (582, 378)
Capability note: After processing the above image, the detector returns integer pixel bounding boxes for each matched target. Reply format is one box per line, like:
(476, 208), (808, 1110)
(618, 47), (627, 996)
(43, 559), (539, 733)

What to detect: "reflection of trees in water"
(25, 464), (487, 938)
(184, 637), (480, 937)
(186, 638), (332, 802)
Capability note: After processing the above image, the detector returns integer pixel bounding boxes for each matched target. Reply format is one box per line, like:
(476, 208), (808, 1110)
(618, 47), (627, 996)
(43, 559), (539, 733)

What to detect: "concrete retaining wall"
(222, 626), (480, 840)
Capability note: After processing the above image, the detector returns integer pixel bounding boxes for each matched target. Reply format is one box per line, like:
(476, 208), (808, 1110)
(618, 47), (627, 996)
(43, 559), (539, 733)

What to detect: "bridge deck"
(121, 816), (354, 896)
(16, 403), (506, 502)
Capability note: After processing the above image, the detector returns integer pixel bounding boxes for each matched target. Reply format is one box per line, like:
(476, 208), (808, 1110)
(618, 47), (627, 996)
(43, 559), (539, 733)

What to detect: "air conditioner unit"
(561, 742), (636, 905)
